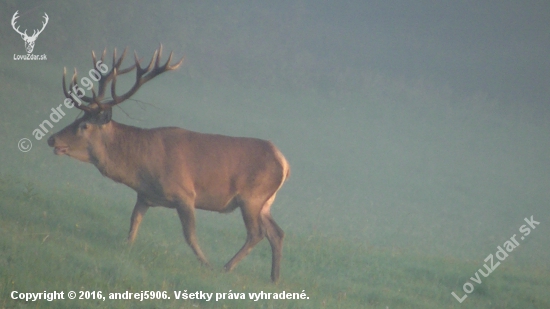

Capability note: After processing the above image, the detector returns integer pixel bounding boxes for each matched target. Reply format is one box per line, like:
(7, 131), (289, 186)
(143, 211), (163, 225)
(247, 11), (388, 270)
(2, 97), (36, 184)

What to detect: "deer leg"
(261, 209), (285, 282)
(257, 194), (285, 282)
(128, 197), (149, 244)
(224, 202), (264, 273)
(176, 204), (210, 266)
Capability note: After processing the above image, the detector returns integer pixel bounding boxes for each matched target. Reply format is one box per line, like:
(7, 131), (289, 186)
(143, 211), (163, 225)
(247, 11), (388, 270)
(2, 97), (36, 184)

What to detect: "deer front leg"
(128, 197), (149, 244)
(176, 204), (210, 266)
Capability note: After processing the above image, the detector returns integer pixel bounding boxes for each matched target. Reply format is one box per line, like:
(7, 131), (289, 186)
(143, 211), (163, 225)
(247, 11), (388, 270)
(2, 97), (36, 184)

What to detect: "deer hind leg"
(224, 200), (264, 273)
(176, 203), (210, 266)
(128, 196), (149, 244)
(260, 195), (285, 282)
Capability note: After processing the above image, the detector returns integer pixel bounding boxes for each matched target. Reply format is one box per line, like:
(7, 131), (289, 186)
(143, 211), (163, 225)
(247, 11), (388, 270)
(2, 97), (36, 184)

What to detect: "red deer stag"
(47, 45), (290, 282)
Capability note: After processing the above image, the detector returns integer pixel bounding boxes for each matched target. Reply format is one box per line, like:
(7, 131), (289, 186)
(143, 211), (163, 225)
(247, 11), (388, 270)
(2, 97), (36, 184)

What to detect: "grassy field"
(2, 2), (549, 307)
(1, 175), (549, 309)
(1, 55), (550, 309)
(1, 57), (549, 309)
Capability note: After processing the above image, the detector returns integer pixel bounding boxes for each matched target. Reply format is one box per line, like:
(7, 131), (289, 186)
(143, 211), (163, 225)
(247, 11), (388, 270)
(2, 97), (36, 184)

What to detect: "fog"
(1, 0), (549, 275)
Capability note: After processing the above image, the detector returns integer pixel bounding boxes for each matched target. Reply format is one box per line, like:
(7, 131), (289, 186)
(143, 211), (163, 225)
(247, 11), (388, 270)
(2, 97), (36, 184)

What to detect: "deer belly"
(195, 194), (242, 213)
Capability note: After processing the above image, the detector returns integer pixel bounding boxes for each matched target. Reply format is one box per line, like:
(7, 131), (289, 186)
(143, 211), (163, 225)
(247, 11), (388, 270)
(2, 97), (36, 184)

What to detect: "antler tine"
(140, 45), (183, 82)
(104, 47), (135, 79)
(62, 67), (72, 100)
(133, 51), (141, 70)
(142, 49), (158, 74)
(116, 49), (139, 75)
(91, 48), (107, 69)
(109, 60), (146, 105)
(71, 68), (77, 83)
(92, 50), (98, 69)
(91, 87), (98, 104)
(110, 67), (120, 104)
(165, 51), (184, 70)
(95, 47), (130, 103)
(155, 44), (163, 69)
(150, 44), (182, 71)
(127, 50), (144, 75)
(90, 49), (108, 105)
(113, 47), (129, 71)
(164, 51), (173, 69)
(173, 54), (185, 69)
(70, 69), (86, 103)
(111, 48), (118, 71)
(105, 45), (183, 107)
(71, 68), (94, 104)
(114, 47), (141, 75)
(62, 68), (93, 112)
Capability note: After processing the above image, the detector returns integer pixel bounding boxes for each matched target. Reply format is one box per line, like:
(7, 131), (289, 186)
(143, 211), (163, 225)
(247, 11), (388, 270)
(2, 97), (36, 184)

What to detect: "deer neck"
(89, 121), (148, 189)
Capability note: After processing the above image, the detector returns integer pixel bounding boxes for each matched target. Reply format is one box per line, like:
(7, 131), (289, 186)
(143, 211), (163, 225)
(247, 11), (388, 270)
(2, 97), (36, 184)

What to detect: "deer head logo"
(11, 11), (49, 54)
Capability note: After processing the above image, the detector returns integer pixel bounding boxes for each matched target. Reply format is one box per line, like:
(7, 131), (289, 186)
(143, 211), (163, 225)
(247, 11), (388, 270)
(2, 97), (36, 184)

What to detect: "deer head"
(48, 45), (183, 161)
(11, 11), (49, 53)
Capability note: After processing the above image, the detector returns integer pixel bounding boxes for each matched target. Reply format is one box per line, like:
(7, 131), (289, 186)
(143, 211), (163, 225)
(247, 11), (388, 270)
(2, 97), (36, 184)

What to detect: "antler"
(108, 44), (184, 107)
(62, 44), (184, 113)
(11, 11), (26, 37)
(30, 13), (49, 39)
(62, 67), (93, 113)
(11, 11), (48, 39)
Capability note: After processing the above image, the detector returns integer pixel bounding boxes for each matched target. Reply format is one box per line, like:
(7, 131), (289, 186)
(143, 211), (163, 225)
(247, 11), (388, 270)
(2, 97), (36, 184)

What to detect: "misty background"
(1, 0), (549, 269)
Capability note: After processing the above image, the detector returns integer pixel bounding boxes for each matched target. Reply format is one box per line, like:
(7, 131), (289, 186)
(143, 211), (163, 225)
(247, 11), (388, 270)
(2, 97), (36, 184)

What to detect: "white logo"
(11, 10), (49, 54)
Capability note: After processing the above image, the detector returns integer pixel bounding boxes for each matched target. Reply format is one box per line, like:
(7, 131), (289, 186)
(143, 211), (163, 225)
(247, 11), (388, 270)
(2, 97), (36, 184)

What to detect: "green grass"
(1, 176), (549, 309)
